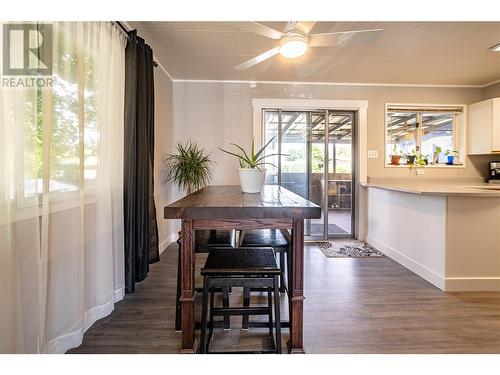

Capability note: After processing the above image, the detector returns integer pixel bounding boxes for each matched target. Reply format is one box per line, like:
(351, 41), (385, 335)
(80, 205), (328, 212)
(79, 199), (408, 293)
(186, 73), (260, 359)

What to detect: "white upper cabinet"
(468, 98), (500, 154)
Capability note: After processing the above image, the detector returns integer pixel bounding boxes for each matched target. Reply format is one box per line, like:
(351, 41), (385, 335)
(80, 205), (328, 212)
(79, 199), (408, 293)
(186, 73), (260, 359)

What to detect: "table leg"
(180, 219), (197, 353)
(289, 218), (305, 354)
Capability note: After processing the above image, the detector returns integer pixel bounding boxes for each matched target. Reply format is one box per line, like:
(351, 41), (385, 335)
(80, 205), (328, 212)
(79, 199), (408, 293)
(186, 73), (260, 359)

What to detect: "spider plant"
(218, 137), (281, 170)
(163, 141), (214, 194)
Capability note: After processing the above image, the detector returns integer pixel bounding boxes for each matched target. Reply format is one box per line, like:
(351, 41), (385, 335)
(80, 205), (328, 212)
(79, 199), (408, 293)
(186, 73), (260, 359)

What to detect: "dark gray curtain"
(124, 30), (159, 294)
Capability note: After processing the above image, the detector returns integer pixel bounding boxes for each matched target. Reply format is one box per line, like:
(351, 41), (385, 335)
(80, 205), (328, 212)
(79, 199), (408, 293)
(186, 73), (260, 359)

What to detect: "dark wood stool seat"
(175, 230), (236, 332)
(194, 230), (236, 253)
(239, 229), (290, 250)
(199, 247), (282, 354)
(239, 229), (291, 294)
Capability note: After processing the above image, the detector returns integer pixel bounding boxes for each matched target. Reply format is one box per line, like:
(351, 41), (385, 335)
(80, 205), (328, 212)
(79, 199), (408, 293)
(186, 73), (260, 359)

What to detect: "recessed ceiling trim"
(170, 78), (497, 88)
(484, 78), (500, 87)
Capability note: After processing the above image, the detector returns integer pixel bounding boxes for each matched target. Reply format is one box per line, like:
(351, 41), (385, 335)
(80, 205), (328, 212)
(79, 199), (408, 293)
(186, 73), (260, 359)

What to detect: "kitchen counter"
(365, 181), (500, 291)
(361, 181), (500, 197)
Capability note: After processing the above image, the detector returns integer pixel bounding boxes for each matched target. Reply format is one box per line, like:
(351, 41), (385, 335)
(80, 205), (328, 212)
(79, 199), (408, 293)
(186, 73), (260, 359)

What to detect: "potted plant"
(390, 144), (402, 165)
(415, 153), (428, 167)
(445, 150), (459, 165)
(405, 149), (416, 165)
(219, 137), (279, 193)
(432, 145), (442, 164)
(163, 141), (214, 195)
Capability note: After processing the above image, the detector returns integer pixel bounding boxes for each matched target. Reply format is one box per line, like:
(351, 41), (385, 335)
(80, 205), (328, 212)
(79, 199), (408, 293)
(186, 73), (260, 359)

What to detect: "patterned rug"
(314, 240), (385, 258)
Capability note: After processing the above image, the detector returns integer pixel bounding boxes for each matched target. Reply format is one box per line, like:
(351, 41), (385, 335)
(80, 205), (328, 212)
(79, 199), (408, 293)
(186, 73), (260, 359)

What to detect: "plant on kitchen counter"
(445, 149), (459, 165)
(405, 149), (416, 165)
(163, 141), (214, 195)
(219, 137), (282, 193)
(432, 145), (442, 164)
(415, 153), (428, 167)
(390, 144), (402, 165)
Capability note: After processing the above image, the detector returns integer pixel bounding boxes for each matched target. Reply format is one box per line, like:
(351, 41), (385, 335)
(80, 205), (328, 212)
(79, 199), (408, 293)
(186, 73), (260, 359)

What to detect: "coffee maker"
(488, 161), (500, 183)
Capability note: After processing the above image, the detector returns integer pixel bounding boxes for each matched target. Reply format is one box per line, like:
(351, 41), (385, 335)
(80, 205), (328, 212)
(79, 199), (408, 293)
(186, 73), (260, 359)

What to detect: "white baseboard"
(159, 239), (168, 255)
(367, 236), (446, 290)
(368, 237), (500, 292)
(159, 233), (177, 255)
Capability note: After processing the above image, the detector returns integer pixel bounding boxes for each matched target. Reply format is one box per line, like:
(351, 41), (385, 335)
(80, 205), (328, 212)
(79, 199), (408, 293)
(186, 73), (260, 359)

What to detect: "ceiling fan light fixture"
(279, 35), (308, 58)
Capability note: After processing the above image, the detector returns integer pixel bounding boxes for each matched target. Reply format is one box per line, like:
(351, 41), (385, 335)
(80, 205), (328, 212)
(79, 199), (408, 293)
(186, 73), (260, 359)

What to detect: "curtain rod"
(114, 21), (159, 68)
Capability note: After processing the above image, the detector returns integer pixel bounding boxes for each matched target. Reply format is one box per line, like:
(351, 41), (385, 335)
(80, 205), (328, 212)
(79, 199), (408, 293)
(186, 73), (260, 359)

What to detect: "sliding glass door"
(263, 109), (355, 239)
(326, 112), (355, 237)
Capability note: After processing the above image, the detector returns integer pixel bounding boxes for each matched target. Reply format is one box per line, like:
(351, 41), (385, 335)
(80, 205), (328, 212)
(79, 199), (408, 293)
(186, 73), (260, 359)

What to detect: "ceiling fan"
(233, 21), (383, 71)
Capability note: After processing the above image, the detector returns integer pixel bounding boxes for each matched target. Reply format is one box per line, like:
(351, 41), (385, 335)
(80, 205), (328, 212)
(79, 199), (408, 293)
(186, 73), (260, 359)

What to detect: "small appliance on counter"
(488, 161), (500, 183)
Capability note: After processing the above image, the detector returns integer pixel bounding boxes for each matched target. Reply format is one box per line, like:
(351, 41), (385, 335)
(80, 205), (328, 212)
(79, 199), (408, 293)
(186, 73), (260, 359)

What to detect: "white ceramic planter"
(238, 168), (266, 193)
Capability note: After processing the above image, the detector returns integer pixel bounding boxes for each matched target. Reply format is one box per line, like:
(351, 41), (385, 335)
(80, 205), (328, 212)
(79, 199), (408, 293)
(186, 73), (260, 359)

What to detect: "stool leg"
(273, 275), (282, 354)
(267, 287), (274, 346)
(174, 241), (182, 332)
(199, 277), (209, 354)
(207, 288), (215, 353)
(279, 252), (286, 293)
(222, 286), (231, 330)
(242, 286), (250, 330)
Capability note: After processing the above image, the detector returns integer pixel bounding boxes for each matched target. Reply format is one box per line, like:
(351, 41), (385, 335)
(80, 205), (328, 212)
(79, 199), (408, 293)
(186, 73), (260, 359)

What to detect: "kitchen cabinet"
(468, 97), (500, 154)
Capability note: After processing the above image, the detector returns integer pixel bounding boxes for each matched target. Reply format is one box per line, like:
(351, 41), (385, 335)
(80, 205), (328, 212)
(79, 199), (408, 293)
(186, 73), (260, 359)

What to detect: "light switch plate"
(416, 168), (425, 176)
(367, 150), (378, 159)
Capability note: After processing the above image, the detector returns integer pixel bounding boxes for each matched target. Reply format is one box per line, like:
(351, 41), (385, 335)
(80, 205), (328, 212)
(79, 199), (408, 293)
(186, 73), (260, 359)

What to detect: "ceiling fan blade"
(232, 22), (283, 40)
(296, 21), (317, 35)
(234, 47), (280, 70)
(309, 33), (341, 47)
(309, 28), (383, 47)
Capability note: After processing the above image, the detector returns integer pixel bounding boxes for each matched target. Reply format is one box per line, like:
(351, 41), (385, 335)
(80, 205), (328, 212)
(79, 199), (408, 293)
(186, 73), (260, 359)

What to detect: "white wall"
(172, 81), (489, 184)
(154, 68), (176, 252)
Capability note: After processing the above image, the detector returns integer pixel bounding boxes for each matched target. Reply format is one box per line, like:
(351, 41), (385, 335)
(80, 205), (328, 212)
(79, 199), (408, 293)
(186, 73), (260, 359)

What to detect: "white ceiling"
(127, 21), (500, 86)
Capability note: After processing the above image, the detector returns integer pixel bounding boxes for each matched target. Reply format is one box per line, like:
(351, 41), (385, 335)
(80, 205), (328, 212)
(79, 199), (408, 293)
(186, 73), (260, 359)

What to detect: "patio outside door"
(263, 109), (356, 239)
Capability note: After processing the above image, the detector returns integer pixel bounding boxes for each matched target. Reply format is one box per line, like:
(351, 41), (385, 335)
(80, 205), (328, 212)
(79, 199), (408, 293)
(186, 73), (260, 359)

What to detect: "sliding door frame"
(253, 98), (368, 241)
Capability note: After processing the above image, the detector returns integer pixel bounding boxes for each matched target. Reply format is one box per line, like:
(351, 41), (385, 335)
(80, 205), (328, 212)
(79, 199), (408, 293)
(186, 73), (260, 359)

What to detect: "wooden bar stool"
(239, 229), (291, 294)
(175, 230), (236, 332)
(199, 247), (282, 354)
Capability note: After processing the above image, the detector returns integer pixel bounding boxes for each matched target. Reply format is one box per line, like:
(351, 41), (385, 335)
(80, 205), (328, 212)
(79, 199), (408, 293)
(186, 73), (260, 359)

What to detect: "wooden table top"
(164, 185), (321, 220)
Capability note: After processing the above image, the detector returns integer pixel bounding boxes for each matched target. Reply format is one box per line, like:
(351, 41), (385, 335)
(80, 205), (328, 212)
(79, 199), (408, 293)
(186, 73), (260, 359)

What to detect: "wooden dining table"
(164, 185), (321, 353)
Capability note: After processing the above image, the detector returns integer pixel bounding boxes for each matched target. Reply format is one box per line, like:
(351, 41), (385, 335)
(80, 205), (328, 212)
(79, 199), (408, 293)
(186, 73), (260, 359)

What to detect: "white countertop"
(361, 181), (500, 197)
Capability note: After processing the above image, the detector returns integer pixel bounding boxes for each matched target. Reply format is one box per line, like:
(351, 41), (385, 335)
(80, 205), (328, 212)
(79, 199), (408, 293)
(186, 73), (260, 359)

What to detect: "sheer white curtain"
(0, 22), (126, 353)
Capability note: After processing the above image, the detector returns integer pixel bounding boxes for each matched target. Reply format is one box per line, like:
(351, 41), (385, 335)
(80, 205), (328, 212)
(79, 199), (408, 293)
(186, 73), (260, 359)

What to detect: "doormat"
(314, 240), (385, 258)
(310, 223), (347, 235)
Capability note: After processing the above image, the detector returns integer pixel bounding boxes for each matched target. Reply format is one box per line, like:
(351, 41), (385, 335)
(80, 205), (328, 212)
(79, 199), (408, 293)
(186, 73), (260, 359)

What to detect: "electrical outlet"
(367, 150), (378, 159)
(416, 168), (425, 176)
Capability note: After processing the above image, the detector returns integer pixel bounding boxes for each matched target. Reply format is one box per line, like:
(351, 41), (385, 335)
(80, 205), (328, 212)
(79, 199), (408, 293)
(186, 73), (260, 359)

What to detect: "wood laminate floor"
(69, 242), (500, 354)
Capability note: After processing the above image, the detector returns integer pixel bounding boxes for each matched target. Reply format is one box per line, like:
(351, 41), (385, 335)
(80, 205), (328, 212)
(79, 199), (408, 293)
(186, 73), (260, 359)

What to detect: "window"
(385, 104), (465, 166)
(16, 23), (99, 203)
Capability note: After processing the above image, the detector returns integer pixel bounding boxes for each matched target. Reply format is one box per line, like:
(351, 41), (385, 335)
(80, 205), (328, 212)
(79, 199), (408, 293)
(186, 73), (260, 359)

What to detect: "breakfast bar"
(164, 185), (321, 353)
(364, 180), (500, 291)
